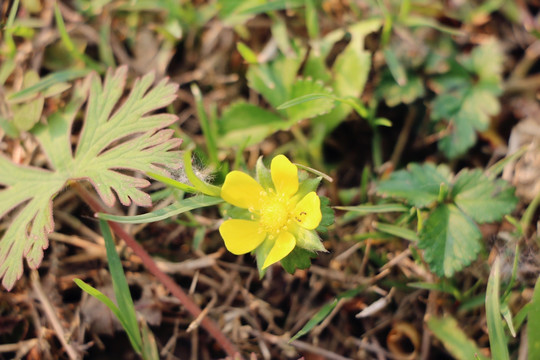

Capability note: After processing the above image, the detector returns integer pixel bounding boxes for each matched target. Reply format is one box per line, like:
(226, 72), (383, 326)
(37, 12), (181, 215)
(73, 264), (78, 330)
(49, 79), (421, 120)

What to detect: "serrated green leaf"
(431, 40), (503, 159)
(98, 195), (223, 224)
(318, 196), (334, 229)
(528, 277), (540, 360)
(377, 163), (451, 208)
(280, 247), (317, 274)
(284, 79), (335, 122)
(486, 258), (510, 360)
(377, 69), (425, 107)
(427, 316), (489, 360)
(0, 66), (180, 290)
(452, 169), (518, 223)
(419, 204), (482, 277)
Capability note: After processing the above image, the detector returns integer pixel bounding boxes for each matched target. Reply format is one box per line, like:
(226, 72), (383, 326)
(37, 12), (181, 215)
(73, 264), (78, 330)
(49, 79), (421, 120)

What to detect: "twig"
(72, 183), (242, 359)
(31, 271), (80, 360)
(254, 330), (353, 360)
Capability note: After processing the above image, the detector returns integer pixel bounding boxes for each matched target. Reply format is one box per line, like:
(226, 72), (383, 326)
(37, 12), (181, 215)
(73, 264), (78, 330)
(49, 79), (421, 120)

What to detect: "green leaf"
(0, 66), (180, 290)
(246, 54), (304, 108)
(290, 299), (337, 341)
(8, 68), (90, 102)
(10, 70), (44, 131)
(239, 0), (304, 15)
(377, 163), (451, 208)
(373, 222), (420, 242)
(335, 203), (409, 214)
(452, 169), (518, 223)
(419, 204), (482, 277)
(98, 195), (223, 224)
(312, 20), (375, 132)
(486, 257), (510, 360)
(427, 316), (489, 360)
(434, 86), (501, 158)
(290, 286), (364, 341)
(377, 69), (425, 107)
(218, 102), (286, 147)
(317, 196), (335, 230)
(284, 78), (335, 122)
(74, 278), (142, 354)
(280, 247), (317, 274)
(529, 277), (540, 360)
(99, 219), (142, 353)
(431, 40), (503, 159)
(383, 48), (407, 86)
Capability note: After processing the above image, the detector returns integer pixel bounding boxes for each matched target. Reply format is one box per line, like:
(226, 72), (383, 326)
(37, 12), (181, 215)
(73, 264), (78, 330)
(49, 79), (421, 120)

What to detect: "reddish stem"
(74, 183), (242, 359)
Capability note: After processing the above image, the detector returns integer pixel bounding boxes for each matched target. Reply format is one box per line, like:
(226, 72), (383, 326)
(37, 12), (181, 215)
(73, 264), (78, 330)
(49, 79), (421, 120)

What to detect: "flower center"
(257, 191), (292, 235)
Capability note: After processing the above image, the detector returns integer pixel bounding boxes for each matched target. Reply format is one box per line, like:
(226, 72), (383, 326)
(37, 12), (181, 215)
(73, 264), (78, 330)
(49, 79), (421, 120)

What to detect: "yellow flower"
(219, 155), (322, 269)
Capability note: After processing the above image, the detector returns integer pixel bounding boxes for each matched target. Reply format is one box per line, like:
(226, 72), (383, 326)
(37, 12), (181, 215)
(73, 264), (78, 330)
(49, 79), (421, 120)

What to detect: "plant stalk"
(73, 183), (242, 359)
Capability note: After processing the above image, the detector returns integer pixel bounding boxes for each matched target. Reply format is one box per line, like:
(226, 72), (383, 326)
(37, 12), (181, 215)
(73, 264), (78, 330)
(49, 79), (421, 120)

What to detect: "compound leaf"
(0, 66), (180, 290)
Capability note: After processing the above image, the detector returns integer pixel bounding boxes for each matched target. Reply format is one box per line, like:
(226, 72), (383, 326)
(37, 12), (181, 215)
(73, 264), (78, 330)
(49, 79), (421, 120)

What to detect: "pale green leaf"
(427, 316), (489, 360)
(419, 204), (482, 277)
(377, 163), (451, 208)
(0, 66), (180, 290)
(452, 169), (518, 223)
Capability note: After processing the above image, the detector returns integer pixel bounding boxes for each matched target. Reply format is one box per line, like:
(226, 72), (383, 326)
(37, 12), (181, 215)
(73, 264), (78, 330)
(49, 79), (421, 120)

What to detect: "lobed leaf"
(452, 169), (518, 223)
(376, 163), (451, 208)
(0, 66), (180, 290)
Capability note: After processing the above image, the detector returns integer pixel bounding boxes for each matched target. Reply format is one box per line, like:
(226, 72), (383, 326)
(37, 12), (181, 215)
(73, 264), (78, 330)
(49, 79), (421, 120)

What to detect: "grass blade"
(335, 203), (409, 214)
(427, 316), (489, 360)
(486, 257), (509, 360)
(99, 219), (143, 353)
(373, 221), (419, 242)
(528, 277), (540, 360)
(98, 195), (223, 224)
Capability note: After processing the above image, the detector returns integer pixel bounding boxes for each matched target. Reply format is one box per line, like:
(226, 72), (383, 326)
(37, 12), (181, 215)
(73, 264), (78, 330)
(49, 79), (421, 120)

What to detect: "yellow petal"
(262, 231), (296, 269)
(271, 155), (298, 197)
(221, 171), (264, 209)
(219, 219), (266, 255)
(293, 192), (322, 230)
